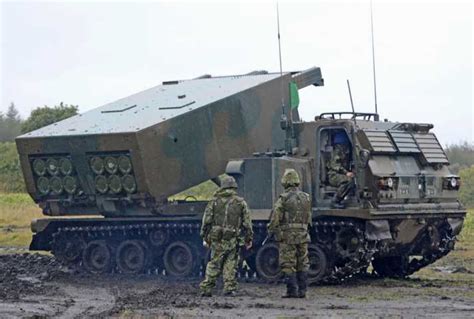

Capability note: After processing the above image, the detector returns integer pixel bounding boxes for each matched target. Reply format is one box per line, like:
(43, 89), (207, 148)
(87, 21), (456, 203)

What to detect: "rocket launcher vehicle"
(16, 68), (324, 216)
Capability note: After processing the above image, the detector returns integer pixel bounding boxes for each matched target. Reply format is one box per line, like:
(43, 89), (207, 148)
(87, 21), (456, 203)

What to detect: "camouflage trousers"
(200, 240), (239, 293)
(328, 173), (354, 201)
(279, 242), (309, 275)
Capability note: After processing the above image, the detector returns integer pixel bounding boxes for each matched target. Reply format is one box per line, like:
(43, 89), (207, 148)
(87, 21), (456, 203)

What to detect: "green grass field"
(0, 193), (42, 247)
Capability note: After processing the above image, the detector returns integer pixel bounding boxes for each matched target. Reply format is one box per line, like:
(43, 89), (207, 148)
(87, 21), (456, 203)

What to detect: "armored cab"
(17, 66), (465, 282)
(229, 112), (465, 280)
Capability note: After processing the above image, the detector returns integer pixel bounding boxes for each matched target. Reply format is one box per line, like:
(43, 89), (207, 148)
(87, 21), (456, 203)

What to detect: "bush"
(445, 142), (474, 174)
(459, 166), (474, 208)
(21, 103), (78, 134)
(0, 142), (25, 192)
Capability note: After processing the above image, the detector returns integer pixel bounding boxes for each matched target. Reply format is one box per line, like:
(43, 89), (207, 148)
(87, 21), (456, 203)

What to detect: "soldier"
(327, 132), (355, 209)
(199, 176), (253, 297)
(267, 169), (312, 298)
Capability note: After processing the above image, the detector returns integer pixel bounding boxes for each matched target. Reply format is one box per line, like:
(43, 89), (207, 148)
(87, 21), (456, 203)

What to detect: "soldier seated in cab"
(327, 131), (355, 209)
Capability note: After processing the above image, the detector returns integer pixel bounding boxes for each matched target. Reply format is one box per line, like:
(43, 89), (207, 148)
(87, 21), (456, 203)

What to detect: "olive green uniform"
(200, 187), (253, 295)
(268, 187), (312, 273)
(327, 144), (354, 202)
(267, 169), (312, 298)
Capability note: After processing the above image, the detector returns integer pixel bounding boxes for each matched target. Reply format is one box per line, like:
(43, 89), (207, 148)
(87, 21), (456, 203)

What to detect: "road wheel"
(372, 255), (409, 278)
(255, 243), (280, 282)
(116, 240), (148, 274)
(163, 241), (196, 277)
(82, 240), (114, 274)
(53, 236), (85, 264)
(308, 244), (330, 283)
(335, 229), (360, 257)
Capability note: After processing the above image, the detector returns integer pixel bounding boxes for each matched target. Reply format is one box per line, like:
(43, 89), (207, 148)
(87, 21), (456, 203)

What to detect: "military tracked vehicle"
(16, 66), (466, 283)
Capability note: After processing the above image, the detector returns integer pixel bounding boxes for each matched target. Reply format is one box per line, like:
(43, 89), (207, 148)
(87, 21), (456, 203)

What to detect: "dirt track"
(0, 253), (473, 319)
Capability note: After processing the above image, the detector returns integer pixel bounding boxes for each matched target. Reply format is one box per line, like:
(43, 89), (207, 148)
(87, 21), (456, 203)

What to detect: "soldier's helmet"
(333, 131), (349, 145)
(281, 169), (300, 187)
(220, 176), (238, 189)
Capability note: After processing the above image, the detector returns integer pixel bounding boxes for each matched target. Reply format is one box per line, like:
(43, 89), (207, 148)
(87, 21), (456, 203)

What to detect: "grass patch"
(0, 193), (34, 205)
(170, 180), (218, 201)
(0, 194), (42, 227)
(0, 193), (41, 247)
(415, 209), (474, 282)
(450, 209), (474, 262)
(0, 228), (33, 247)
(458, 209), (473, 245)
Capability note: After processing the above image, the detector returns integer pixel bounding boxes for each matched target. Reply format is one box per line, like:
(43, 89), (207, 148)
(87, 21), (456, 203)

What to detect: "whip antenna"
(277, 2), (283, 79)
(370, 0), (378, 116)
(276, 3), (293, 152)
(347, 79), (357, 126)
(347, 79), (355, 113)
(276, 2), (286, 116)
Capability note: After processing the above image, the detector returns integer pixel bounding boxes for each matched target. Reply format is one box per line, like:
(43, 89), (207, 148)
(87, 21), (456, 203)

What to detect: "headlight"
(378, 177), (397, 190)
(46, 158), (59, 175)
(33, 159), (46, 176)
(50, 176), (63, 195)
(108, 175), (122, 194)
(37, 177), (50, 195)
(95, 175), (108, 194)
(91, 157), (105, 175)
(59, 158), (73, 175)
(63, 176), (77, 194)
(450, 177), (457, 188)
(122, 174), (137, 193)
(387, 178), (394, 188)
(444, 176), (460, 190)
(118, 156), (132, 174)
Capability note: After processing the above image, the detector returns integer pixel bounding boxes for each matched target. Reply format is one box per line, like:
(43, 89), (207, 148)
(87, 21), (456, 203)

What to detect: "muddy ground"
(0, 253), (473, 319)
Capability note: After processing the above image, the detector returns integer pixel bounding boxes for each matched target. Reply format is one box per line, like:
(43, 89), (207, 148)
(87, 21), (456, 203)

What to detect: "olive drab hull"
(16, 68), (323, 216)
(17, 66), (466, 283)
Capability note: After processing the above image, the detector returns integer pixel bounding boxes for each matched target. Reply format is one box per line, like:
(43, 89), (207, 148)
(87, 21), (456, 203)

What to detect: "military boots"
(331, 195), (345, 209)
(281, 273), (298, 298)
(296, 271), (308, 298)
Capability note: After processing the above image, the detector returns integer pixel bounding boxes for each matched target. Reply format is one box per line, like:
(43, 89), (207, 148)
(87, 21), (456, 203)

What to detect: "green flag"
(289, 82), (300, 109)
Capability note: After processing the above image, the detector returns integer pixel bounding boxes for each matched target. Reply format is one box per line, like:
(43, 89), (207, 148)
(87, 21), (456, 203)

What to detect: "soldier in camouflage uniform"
(267, 169), (312, 298)
(327, 132), (354, 209)
(200, 176), (253, 297)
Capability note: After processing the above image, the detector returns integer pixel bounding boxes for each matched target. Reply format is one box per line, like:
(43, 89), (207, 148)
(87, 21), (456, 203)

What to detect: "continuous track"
(48, 218), (457, 284)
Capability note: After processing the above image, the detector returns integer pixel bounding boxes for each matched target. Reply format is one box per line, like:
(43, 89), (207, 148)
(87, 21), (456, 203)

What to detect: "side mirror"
(359, 149), (370, 169)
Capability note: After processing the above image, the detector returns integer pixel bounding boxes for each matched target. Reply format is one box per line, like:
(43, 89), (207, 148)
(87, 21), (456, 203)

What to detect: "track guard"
(365, 220), (392, 241)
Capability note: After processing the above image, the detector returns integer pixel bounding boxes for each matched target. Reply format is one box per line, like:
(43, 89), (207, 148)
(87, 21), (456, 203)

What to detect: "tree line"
(0, 102), (78, 142)
(0, 103), (473, 207)
(0, 102), (78, 193)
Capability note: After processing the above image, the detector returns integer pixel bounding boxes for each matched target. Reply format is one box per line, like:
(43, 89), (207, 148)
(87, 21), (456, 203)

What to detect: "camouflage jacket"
(327, 144), (350, 177)
(200, 188), (253, 246)
(268, 187), (312, 244)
